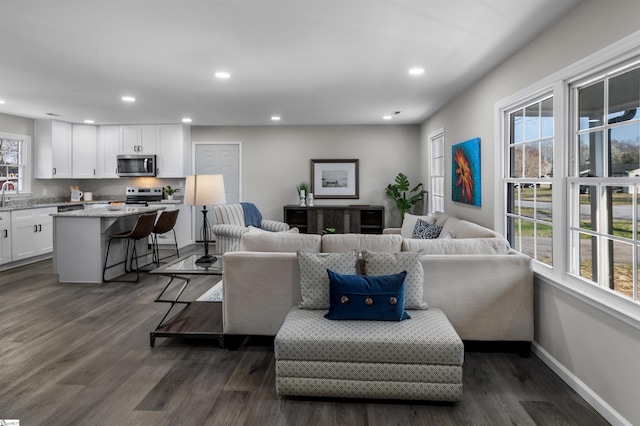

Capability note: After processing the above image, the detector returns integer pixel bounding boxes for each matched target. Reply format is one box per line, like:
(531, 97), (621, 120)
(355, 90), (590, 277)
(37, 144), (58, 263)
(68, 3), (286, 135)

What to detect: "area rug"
(196, 280), (223, 302)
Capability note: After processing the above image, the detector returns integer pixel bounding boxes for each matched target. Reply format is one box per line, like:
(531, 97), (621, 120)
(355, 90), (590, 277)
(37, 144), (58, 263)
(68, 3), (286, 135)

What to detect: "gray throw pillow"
(297, 250), (359, 309)
(362, 250), (428, 309)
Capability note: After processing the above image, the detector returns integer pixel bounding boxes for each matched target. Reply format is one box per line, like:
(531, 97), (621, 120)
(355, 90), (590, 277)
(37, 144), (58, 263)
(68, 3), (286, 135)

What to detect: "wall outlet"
(43, 188), (48, 196)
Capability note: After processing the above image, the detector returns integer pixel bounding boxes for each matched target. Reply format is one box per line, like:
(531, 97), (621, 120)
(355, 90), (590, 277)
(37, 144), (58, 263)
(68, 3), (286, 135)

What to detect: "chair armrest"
(211, 224), (248, 238)
(261, 220), (290, 232)
(383, 228), (401, 234)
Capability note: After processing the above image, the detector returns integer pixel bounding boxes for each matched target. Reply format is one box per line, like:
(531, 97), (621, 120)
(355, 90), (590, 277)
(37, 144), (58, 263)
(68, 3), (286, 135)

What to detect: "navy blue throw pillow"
(324, 270), (411, 321)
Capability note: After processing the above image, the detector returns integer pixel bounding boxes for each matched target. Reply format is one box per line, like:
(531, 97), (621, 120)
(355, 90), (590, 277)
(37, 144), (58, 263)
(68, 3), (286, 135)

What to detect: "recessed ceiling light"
(84, 120), (95, 124)
(409, 68), (425, 76)
(0, 100), (5, 104)
(214, 71), (231, 79)
(121, 96), (136, 102)
(182, 118), (192, 123)
(383, 115), (393, 120)
(271, 116), (281, 121)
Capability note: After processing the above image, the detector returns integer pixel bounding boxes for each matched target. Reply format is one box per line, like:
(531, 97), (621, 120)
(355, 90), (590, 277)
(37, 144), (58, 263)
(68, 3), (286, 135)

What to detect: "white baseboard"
(532, 342), (631, 426)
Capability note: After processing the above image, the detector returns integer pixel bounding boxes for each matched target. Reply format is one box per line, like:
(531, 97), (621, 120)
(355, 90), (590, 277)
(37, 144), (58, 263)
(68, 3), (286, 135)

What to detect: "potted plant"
(296, 182), (309, 196)
(296, 183), (309, 206)
(164, 185), (180, 200)
(385, 173), (425, 221)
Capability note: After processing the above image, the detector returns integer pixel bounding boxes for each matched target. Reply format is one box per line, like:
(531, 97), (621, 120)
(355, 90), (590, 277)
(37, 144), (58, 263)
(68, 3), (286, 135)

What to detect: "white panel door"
(192, 142), (241, 241)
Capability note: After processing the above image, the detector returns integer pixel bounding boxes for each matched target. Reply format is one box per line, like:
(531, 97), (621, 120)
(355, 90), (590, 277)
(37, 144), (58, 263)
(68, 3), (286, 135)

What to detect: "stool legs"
(152, 229), (179, 266)
(103, 237), (144, 283)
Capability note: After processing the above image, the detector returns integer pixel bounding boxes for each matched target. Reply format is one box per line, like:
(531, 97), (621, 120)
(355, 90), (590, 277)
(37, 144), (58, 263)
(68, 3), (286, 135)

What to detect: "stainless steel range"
(125, 187), (163, 206)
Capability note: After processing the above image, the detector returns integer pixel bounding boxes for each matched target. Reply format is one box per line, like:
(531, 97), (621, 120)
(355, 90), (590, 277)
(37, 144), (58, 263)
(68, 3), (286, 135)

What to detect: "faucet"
(1, 181), (16, 208)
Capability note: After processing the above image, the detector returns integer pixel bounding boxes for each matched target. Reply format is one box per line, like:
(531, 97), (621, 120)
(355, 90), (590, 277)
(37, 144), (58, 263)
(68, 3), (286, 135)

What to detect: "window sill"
(533, 264), (640, 330)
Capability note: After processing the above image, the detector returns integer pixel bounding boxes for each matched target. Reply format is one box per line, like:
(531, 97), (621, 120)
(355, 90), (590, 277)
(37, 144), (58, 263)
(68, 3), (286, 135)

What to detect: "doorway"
(191, 142), (242, 241)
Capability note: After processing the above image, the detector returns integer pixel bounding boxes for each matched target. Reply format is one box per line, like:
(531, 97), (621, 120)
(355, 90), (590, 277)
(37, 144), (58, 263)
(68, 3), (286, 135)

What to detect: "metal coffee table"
(149, 253), (224, 348)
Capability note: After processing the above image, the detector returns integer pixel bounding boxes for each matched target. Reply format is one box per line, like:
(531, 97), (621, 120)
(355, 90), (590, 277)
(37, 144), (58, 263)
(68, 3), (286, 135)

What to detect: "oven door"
(117, 155), (156, 176)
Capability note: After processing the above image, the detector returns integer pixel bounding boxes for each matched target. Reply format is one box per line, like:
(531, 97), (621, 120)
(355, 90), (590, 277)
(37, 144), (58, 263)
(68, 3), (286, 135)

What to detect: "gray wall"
(190, 125), (421, 226)
(419, 1), (640, 424)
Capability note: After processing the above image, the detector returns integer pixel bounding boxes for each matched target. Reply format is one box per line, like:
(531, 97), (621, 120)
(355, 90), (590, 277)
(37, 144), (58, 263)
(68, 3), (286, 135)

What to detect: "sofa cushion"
(411, 219), (442, 239)
(438, 217), (502, 239)
(297, 250), (359, 309)
(362, 251), (428, 310)
(240, 231), (320, 253)
(321, 233), (402, 253)
(275, 308), (463, 365)
(325, 270), (410, 321)
(402, 237), (512, 254)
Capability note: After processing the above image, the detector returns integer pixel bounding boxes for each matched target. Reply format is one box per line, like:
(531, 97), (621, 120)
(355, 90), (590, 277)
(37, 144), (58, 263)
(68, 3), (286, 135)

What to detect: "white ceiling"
(0, 0), (580, 126)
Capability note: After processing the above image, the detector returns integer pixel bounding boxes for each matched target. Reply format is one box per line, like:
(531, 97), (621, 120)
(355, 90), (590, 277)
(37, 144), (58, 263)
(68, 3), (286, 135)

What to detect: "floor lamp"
(184, 174), (226, 265)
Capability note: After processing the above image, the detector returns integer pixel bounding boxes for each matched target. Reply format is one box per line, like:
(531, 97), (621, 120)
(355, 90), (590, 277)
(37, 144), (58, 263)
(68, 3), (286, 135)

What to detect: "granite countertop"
(147, 200), (183, 205)
(0, 197), (181, 213)
(51, 205), (166, 218)
(0, 200), (119, 213)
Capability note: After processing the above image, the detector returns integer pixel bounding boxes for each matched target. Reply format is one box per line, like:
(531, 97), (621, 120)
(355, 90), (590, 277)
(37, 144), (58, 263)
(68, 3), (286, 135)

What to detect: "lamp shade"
(183, 174), (227, 206)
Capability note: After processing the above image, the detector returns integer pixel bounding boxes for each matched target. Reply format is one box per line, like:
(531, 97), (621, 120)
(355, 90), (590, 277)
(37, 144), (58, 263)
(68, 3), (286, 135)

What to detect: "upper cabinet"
(96, 125), (119, 178)
(156, 125), (189, 177)
(35, 120), (190, 179)
(72, 124), (97, 178)
(35, 119), (73, 179)
(120, 125), (157, 155)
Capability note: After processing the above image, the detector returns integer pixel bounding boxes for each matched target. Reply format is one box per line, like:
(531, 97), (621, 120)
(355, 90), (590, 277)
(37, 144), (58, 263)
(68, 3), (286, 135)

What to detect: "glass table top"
(150, 253), (223, 275)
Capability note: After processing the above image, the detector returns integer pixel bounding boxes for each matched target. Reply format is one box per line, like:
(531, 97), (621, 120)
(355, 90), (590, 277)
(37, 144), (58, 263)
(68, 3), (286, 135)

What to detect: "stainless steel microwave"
(116, 155), (157, 177)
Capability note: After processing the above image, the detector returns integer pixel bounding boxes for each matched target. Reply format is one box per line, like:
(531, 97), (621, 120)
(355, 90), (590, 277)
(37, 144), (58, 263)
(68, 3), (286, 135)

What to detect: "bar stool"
(103, 212), (157, 283)
(151, 209), (180, 266)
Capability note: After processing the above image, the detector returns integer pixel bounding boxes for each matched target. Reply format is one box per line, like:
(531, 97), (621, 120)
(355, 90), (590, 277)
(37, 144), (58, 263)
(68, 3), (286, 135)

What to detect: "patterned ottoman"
(274, 307), (464, 401)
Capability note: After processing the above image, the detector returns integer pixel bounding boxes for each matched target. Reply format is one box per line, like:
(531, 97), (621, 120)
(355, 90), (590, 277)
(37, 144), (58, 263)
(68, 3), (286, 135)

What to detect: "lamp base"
(195, 254), (218, 265)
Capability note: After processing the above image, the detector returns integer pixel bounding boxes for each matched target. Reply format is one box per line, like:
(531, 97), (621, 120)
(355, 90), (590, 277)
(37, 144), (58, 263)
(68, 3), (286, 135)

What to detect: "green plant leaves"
(385, 173), (424, 220)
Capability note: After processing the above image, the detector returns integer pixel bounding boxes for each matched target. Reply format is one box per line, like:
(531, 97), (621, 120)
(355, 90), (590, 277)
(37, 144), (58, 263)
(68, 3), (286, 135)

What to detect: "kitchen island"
(52, 206), (165, 283)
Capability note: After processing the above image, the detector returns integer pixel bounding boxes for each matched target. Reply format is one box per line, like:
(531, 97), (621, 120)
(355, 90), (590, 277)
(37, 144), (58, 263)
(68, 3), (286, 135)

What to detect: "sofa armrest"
(223, 252), (300, 336)
(421, 251), (533, 341)
(212, 223), (249, 238)
(261, 220), (290, 232)
(383, 228), (401, 234)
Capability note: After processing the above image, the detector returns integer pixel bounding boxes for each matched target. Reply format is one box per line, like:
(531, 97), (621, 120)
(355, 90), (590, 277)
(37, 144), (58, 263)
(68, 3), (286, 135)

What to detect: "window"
(498, 35), (640, 319)
(0, 134), (27, 194)
(569, 63), (640, 302)
(429, 129), (445, 213)
(505, 97), (554, 266)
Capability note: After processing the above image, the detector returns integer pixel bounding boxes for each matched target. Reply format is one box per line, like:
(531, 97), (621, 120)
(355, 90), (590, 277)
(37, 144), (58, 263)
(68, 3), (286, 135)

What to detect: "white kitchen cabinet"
(156, 125), (189, 177)
(35, 120), (73, 179)
(0, 212), (12, 265)
(97, 125), (120, 178)
(11, 207), (56, 261)
(72, 124), (98, 178)
(120, 125), (157, 155)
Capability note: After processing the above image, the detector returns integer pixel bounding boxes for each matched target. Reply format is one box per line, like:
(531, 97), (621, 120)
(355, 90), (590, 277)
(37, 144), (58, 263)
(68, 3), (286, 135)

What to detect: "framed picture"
(311, 159), (359, 199)
(451, 137), (481, 206)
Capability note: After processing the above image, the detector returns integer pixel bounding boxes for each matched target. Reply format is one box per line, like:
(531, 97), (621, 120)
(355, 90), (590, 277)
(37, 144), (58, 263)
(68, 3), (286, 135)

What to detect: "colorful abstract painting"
(452, 137), (481, 206)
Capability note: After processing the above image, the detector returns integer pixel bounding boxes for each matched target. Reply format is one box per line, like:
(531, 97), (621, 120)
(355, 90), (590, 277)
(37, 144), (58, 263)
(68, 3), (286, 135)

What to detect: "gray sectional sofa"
(222, 212), (533, 347)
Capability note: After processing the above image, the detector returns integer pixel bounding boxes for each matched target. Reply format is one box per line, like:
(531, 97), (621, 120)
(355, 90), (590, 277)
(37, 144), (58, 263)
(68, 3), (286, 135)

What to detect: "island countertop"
(51, 205), (165, 218)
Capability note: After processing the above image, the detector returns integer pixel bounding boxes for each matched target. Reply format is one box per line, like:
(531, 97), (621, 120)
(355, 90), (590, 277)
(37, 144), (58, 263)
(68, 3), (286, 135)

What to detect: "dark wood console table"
(283, 205), (385, 234)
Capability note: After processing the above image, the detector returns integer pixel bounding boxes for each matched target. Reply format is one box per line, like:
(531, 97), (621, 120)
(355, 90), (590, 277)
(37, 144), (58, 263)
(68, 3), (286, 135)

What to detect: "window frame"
(428, 128), (445, 213)
(503, 95), (555, 267)
(0, 132), (32, 196)
(494, 31), (640, 327)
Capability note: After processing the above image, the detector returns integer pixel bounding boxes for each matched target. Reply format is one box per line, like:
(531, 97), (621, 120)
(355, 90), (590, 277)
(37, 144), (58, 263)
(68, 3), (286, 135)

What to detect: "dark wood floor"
(0, 256), (609, 426)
